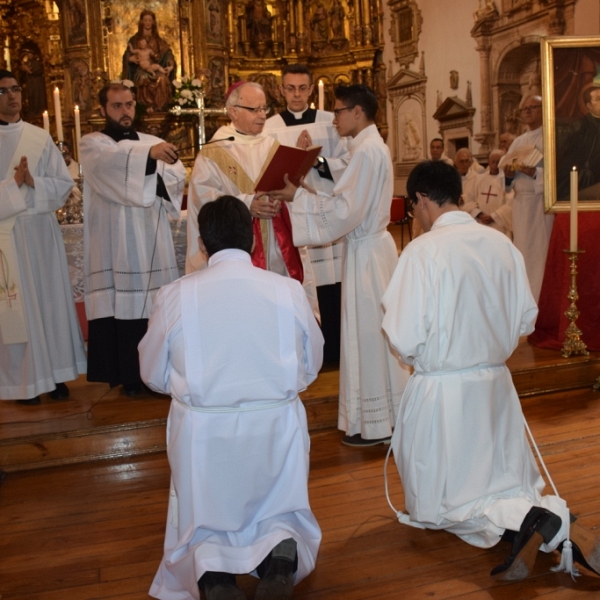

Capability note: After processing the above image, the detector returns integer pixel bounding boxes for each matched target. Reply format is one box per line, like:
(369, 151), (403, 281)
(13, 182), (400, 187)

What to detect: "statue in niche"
(208, 58), (225, 105)
(246, 0), (273, 42)
(329, 0), (345, 39)
(18, 46), (47, 117)
(65, 0), (87, 45)
(450, 70), (459, 90)
(311, 2), (328, 42)
(402, 114), (421, 161)
(122, 10), (176, 112)
(208, 0), (222, 41)
(71, 58), (92, 111)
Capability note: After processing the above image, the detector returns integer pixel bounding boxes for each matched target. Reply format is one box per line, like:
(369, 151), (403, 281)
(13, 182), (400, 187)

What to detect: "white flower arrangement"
(172, 75), (204, 108)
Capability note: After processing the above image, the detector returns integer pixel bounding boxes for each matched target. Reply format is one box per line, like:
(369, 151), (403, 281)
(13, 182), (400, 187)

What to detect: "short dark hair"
(282, 64), (312, 83)
(406, 161), (462, 207)
(98, 83), (135, 109)
(198, 195), (254, 256)
(0, 69), (18, 82)
(583, 86), (600, 106)
(430, 138), (444, 147)
(334, 84), (378, 121)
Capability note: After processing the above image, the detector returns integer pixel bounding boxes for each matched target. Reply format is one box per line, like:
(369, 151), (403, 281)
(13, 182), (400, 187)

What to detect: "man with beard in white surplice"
(186, 81), (319, 318)
(264, 63), (349, 364)
(80, 82), (185, 397)
(504, 94), (554, 302)
(140, 196), (323, 600)
(382, 160), (600, 582)
(269, 84), (410, 447)
(0, 69), (86, 405)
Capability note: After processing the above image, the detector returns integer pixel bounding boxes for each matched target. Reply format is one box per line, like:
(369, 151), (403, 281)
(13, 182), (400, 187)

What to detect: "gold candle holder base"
(561, 249), (589, 358)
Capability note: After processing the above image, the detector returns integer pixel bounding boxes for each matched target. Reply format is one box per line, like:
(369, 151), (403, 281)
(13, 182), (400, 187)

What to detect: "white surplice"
(80, 132), (185, 320)
(506, 126), (555, 302)
(186, 124), (319, 318)
(0, 122), (86, 399)
(289, 124), (410, 439)
(139, 249), (323, 600)
(464, 170), (513, 237)
(382, 211), (569, 550)
(264, 110), (349, 286)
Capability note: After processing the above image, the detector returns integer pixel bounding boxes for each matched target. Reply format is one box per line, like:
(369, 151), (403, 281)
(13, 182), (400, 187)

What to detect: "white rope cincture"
(383, 441), (426, 529)
(523, 416), (580, 578)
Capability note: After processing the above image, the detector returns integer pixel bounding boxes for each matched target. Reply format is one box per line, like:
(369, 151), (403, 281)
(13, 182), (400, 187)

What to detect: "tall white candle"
(318, 80), (324, 111)
(42, 110), (50, 132)
(74, 105), (81, 158)
(570, 166), (578, 252)
(53, 87), (63, 141)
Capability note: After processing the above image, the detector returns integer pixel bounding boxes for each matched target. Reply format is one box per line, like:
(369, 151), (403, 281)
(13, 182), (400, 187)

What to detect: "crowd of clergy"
(1, 62), (599, 600)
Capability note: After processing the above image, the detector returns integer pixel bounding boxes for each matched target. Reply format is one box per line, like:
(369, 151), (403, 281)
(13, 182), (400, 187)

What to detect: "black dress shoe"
(255, 538), (296, 600)
(198, 571), (246, 600)
(50, 382), (69, 400)
(122, 382), (142, 397)
(491, 507), (562, 581)
(341, 433), (391, 447)
(17, 397), (41, 405)
(567, 522), (600, 576)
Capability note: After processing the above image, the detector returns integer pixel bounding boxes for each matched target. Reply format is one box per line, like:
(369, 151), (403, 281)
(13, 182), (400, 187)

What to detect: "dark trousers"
(317, 282), (342, 365)
(87, 317), (148, 387)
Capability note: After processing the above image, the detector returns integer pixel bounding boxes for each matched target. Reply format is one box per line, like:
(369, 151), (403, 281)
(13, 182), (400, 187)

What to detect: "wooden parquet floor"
(2, 386), (600, 599)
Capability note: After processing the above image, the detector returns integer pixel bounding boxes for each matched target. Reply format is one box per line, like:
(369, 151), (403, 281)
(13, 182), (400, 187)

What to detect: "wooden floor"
(2, 385), (600, 600)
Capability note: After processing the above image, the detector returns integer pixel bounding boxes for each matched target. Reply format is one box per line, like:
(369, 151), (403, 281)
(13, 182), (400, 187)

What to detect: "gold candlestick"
(561, 250), (589, 358)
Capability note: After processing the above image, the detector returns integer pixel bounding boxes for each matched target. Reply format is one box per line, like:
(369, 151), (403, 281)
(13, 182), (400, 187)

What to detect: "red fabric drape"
(251, 202), (304, 283)
(528, 213), (600, 352)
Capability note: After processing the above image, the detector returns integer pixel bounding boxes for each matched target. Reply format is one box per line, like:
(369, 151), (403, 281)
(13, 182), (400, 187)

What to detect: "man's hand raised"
(150, 142), (179, 165)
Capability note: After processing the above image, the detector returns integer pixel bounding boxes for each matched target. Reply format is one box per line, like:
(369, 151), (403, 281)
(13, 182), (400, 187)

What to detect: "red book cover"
(255, 144), (322, 192)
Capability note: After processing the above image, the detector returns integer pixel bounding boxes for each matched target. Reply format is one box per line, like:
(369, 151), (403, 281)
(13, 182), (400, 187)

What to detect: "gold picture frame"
(542, 36), (600, 213)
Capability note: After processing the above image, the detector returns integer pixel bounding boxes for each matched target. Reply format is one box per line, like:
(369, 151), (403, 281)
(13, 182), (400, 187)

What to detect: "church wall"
(574, 0), (600, 35)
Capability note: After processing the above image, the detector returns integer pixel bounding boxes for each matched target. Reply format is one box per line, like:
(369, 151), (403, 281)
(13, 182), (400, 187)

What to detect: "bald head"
(454, 148), (472, 176)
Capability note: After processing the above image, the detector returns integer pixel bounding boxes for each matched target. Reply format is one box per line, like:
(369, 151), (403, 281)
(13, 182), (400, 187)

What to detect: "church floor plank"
(2, 386), (600, 599)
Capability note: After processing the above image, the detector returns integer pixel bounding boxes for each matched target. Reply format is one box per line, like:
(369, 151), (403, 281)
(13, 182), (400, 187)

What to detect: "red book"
(255, 144), (322, 192)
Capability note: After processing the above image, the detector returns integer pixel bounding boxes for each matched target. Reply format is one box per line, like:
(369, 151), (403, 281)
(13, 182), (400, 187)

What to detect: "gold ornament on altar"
(172, 76), (204, 108)
(561, 250), (589, 358)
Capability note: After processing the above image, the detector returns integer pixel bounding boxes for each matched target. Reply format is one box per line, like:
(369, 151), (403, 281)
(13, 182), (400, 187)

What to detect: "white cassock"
(186, 123), (319, 318)
(464, 170), (513, 237)
(80, 132), (185, 320)
(289, 124), (410, 439)
(382, 211), (569, 550)
(264, 109), (349, 286)
(506, 126), (554, 302)
(0, 121), (86, 399)
(139, 249), (323, 600)
(458, 169), (478, 212)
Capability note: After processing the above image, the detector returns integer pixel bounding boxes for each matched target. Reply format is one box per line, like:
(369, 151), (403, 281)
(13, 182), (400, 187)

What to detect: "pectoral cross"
(169, 92), (227, 151)
(481, 185), (498, 204)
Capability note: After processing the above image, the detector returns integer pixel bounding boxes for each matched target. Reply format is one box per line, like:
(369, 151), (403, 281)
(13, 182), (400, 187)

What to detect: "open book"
(255, 144), (322, 192)
(499, 145), (543, 170)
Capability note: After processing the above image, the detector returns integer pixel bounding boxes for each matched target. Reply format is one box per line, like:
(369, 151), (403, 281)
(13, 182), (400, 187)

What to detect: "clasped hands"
(504, 164), (536, 179)
(14, 156), (35, 188)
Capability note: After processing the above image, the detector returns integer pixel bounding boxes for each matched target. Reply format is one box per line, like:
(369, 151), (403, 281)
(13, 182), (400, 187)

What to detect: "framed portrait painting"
(541, 36), (600, 213)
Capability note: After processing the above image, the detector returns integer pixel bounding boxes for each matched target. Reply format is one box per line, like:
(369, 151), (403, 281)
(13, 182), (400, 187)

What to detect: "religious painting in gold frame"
(541, 36), (600, 213)
(106, 0), (181, 82)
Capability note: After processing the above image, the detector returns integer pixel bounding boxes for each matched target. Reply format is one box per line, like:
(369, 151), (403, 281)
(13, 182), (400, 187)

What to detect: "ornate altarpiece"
(0, 0), (387, 164)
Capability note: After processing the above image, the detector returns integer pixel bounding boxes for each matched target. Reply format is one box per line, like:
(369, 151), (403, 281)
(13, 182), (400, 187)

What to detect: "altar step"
(1, 343), (599, 473)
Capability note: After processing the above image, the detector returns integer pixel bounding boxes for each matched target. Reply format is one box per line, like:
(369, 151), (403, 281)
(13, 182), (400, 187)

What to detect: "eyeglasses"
(234, 105), (271, 115)
(332, 106), (355, 117)
(282, 85), (311, 93)
(0, 86), (22, 96)
(520, 105), (542, 112)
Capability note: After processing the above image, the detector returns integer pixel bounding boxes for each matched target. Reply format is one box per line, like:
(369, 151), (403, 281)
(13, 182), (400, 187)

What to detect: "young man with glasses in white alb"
(187, 81), (319, 318)
(264, 64), (349, 365)
(0, 70), (86, 405)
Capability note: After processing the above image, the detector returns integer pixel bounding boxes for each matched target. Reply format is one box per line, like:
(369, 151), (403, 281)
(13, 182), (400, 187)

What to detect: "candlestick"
(318, 80), (324, 111)
(74, 105), (81, 159)
(42, 110), (50, 132)
(561, 250), (588, 358)
(53, 87), (63, 142)
(570, 167), (578, 252)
